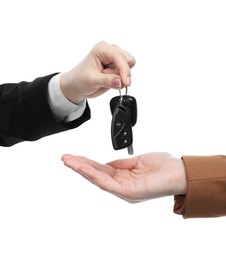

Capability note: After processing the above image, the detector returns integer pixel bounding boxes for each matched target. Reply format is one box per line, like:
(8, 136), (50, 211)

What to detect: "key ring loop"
(118, 80), (128, 105)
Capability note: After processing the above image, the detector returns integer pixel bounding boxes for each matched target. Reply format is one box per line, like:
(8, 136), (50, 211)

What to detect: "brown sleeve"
(174, 155), (226, 218)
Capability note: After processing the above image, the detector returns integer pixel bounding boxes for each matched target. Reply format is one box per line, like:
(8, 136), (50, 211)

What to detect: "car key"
(111, 104), (133, 152)
(110, 84), (137, 155)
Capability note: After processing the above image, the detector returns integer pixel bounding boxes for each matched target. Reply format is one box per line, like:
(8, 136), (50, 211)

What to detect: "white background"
(1, 0), (226, 259)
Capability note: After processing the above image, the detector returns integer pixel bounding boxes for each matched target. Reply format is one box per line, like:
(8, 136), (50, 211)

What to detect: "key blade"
(127, 144), (134, 155)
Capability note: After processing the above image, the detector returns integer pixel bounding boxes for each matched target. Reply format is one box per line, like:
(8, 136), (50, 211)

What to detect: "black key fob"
(110, 95), (137, 127)
(111, 105), (133, 150)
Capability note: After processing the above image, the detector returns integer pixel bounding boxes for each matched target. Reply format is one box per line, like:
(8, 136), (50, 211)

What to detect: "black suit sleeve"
(0, 73), (91, 147)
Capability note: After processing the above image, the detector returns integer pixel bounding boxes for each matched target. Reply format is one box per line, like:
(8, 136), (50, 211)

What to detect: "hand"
(60, 41), (136, 104)
(61, 152), (187, 203)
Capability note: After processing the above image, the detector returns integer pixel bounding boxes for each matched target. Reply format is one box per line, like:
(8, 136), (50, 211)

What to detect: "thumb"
(99, 68), (131, 88)
(96, 72), (122, 89)
(107, 156), (139, 169)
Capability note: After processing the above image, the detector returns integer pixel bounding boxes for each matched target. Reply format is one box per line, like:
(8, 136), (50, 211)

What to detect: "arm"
(62, 152), (226, 218)
(0, 73), (89, 147)
(0, 41), (135, 147)
(61, 152), (187, 202)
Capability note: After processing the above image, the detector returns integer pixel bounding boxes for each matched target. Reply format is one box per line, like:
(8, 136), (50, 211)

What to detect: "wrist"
(174, 159), (187, 195)
(60, 71), (84, 105)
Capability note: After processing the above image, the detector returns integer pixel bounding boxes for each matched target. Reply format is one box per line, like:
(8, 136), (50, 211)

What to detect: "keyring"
(118, 81), (128, 105)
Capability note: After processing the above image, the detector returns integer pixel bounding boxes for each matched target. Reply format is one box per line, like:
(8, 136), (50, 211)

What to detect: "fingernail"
(113, 78), (121, 88)
(127, 75), (131, 86)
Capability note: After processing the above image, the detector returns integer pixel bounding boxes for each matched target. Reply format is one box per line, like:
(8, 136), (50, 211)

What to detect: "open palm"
(62, 152), (186, 203)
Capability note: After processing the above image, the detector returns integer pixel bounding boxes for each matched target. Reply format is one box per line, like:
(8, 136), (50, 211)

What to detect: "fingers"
(62, 154), (116, 178)
(65, 155), (116, 177)
(61, 154), (146, 203)
(111, 44), (136, 69)
(61, 154), (120, 192)
(94, 41), (136, 87)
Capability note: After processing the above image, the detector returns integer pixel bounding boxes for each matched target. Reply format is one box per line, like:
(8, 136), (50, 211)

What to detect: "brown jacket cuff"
(174, 155), (226, 218)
